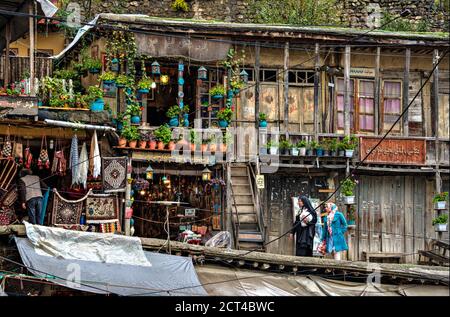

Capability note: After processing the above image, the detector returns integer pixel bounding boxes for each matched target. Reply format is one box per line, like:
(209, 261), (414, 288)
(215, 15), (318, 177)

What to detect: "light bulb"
(151, 82), (157, 89)
(140, 190), (146, 196)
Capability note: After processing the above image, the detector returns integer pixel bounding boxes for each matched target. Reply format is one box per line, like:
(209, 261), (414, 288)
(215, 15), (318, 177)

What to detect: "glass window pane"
(337, 95), (344, 111)
(360, 80), (374, 97)
(385, 98), (401, 114)
(384, 81), (401, 98)
(337, 113), (344, 129)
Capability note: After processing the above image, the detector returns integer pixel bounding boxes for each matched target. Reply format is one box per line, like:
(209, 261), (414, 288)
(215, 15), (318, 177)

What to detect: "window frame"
(356, 79), (376, 133)
(381, 79), (403, 134)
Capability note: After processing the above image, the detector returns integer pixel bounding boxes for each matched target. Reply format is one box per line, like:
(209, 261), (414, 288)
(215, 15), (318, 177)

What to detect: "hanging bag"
(13, 136), (23, 165)
(38, 135), (50, 170)
(1, 126), (12, 158)
(24, 139), (33, 169)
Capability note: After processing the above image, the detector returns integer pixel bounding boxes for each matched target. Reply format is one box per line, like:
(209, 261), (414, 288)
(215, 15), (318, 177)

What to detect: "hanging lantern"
(202, 167), (211, 182)
(160, 74), (169, 85)
(111, 58), (119, 72)
(198, 66), (207, 80)
(240, 69), (249, 84)
(151, 81), (157, 89)
(152, 61), (161, 75)
(145, 164), (154, 180)
(140, 189), (146, 196)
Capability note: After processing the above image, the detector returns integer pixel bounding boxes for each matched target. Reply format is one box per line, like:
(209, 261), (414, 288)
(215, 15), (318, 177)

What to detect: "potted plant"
(297, 140), (307, 156)
(259, 112), (268, 128)
(307, 141), (318, 156)
(190, 129), (200, 152)
(181, 105), (190, 127)
(115, 74), (130, 88)
(118, 123), (127, 147)
(279, 140), (291, 155)
(432, 214), (448, 232)
(99, 71), (116, 84)
(291, 141), (299, 156)
(209, 135), (217, 152)
(337, 140), (346, 157)
(267, 141), (278, 155)
(85, 57), (102, 74)
(87, 86), (104, 112)
(329, 138), (338, 156)
(347, 205), (356, 225)
(221, 131), (232, 153)
(137, 77), (153, 93)
(126, 102), (142, 124)
(316, 140), (324, 157)
(148, 133), (157, 150)
(217, 108), (233, 128)
(154, 124), (172, 150)
(121, 125), (140, 148)
(230, 79), (244, 94)
(139, 132), (149, 149)
(321, 139), (331, 156)
(433, 192), (448, 210)
(341, 178), (357, 205)
(342, 135), (358, 158)
(166, 105), (181, 127)
(209, 85), (225, 99)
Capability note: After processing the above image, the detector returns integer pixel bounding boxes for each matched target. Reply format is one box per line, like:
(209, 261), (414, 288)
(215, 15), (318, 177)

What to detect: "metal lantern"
(151, 81), (157, 89)
(198, 66), (207, 80)
(160, 74), (169, 85)
(151, 61), (161, 75)
(145, 164), (154, 180)
(111, 58), (119, 72)
(202, 167), (212, 182)
(240, 69), (249, 84)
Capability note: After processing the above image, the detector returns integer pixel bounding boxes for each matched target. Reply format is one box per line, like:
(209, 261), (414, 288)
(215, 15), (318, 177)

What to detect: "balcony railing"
(0, 56), (53, 84)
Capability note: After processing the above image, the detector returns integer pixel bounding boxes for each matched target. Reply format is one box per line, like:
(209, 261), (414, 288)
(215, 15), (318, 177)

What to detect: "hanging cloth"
(51, 140), (67, 176)
(24, 139), (33, 169)
(1, 126), (12, 158)
(70, 134), (79, 186)
(78, 142), (89, 189)
(37, 135), (50, 170)
(89, 130), (101, 178)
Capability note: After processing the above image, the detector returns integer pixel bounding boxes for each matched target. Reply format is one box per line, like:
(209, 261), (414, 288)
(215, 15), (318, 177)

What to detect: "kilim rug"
(0, 159), (18, 192)
(0, 186), (18, 207)
(85, 194), (119, 224)
(102, 157), (127, 193)
(51, 189), (91, 225)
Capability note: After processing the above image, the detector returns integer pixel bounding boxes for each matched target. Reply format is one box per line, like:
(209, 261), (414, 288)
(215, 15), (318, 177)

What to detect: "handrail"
(247, 162), (266, 242)
(229, 179), (241, 250)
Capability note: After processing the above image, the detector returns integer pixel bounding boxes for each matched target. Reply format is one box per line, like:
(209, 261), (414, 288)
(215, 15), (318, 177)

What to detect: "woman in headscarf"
(319, 202), (348, 260)
(291, 196), (317, 257)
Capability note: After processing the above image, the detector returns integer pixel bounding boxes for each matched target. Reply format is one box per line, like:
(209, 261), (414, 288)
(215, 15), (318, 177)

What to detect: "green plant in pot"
(432, 214), (448, 232)
(154, 124), (172, 150)
(217, 107), (233, 128)
(209, 85), (225, 99)
(85, 57), (102, 74)
(279, 140), (292, 155)
(341, 178), (357, 205)
(307, 140), (319, 156)
(222, 131), (233, 153)
(321, 138), (332, 156)
(259, 112), (268, 128)
(296, 140), (307, 156)
(337, 139), (346, 157)
(121, 124), (140, 148)
(166, 105), (181, 127)
(230, 79), (244, 94)
(137, 77), (153, 93)
(189, 129), (201, 152)
(99, 71), (116, 84)
(115, 74), (130, 88)
(329, 138), (338, 156)
(342, 135), (358, 158)
(433, 192), (449, 210)
(266, 140), (279, 155)
(126, 101), (142, 124)
(87, 86), (104, 111)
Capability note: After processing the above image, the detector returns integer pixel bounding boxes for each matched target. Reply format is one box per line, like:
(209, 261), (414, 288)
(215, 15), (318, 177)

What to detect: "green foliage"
(84, 57), (102, 70)
(126, 101), (141, 116)
(279, 140), (292, 150)
(190, 129), (201, 144)
(296, 140), (307, 148)
(433, 192), (449, 203)
(209, 85), (226, 96)
(99, 71), (116, 82)
(328, 138), (338, 151)
(87, 86), (103, 101)
(341, 178), (357, 197)
(308, 140), (319, 150)
(432, 214), (448, 226)
(223, 131), (233, 145)
(121, 125), (140, 141)
(250, 0), (343, 27)
(380, 11), (430, 32)
(154, 124), (172, 145)
(53, 69), (78, 80)
(341, 135), (358, 150)
(138, 77), (153, 90)
(166, 105), (181, 118)
(259, 112), (267, 121)
(116, 74), (133, 87)
(266, 140), (278, 148)
(171, 0), (189, 12)
(217, 108), (233, 122)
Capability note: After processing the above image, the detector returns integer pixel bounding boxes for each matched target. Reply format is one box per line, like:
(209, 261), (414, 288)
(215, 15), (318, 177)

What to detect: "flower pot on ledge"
(118, 138), (127, 148)
(157, 141), (165, 150)
(435, 224), (448, 232)
(343, 196), (355, 205)
(138, 140), (147, 149)
(345, 149), (354, 158)
(128, 140), (137, 148)
(148, 140), (157, 150)
(435, 201), (447, 210)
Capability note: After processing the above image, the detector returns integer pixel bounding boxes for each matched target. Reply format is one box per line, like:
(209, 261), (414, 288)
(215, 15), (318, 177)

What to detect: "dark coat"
(292, 207), (317, 249)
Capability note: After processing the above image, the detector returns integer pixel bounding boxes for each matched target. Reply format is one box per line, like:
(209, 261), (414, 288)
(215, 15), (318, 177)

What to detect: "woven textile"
(0, 159), (18, 191)
(85, 194), (119, 224)
(51, 189), (91, 225)
(0, 186), (18, 207)
(99, 222), (119, 233)
(102, 157), (127, 193)
(70, 135), (79, 186)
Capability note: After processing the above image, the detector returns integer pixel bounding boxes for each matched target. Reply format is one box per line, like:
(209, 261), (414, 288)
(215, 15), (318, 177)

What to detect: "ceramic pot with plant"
(121, 125), (140, 148)
(221, 132), (232, 153)
(296, 140), (307, 156)
(126, 101), (142, 124)
(154, 124), (172, 150)
(433, 192), (448, 210)
(168, 140), (176, 151)
(138, 77), (153, 94)
(116, 74), (130, 88)
(329, 138), (338, 156)
(432, 214), (448, 232)
(99, 71), (116, 84)
(266, 141), (278, 155)
(342, 135), (358, 157)
(87, 86), (104, 112)
(337, 140), (346, 157)
(230, 79), (244, 94)
(279, 140), (291, 155)
(148, 136), (157, 150)
(85, 57), (102, 74)
(259, 112), (267, 128)
(189, 130), (200, 152)
(321, 139), (331, 156)
(166, 105), (180, 127)
(217, 107), (233, 128)
(307, 141), (318, 156)
(139, 133), (149, 149)
(341, 178), (357, 204)
(209, 135), (217, 152)
(209, 85), (226, 99)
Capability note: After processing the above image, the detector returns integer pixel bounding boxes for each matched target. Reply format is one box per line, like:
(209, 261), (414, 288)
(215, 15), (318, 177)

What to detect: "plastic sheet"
(205, 231), (232, 249)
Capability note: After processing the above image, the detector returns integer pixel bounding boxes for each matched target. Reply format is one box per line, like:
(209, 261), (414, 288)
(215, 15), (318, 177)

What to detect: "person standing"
(319, 202), (348, 260)
(290, 196), (317, 257)
(18, 169), (48, 225)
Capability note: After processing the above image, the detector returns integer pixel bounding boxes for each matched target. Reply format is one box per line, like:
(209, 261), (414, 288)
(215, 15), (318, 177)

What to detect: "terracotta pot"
(209, 143), (217, 152)
(139, 140), (147, 149)
(128, 140), (137, 148)
(118, 138), (127, 147)
(220, 144), (227, 153)
(148, 140), (157, 150)
(190, 143), (196, 152)
(157, 141), (165, 150)
(168, 141), (176, 151)
(201, 144), (208, 152)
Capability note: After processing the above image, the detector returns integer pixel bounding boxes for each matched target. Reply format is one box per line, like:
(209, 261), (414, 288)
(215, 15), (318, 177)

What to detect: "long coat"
(292, 208), (318, 249)
(321, 211), (348, 253)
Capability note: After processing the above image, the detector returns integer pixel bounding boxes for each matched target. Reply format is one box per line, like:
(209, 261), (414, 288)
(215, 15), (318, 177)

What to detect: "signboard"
(0, 96), (38, 116)
(350, 68), (375, 78)
(256, 174), (265, 189)
(136, 34), (230, 62)
(132, 151), (210, 165)
(359, 137), (426, 165)
(185, 208), (196, 217)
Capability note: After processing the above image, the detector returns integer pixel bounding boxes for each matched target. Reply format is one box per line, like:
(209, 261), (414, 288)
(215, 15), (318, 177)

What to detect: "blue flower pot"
(138, 88), (150, 94)
(90, 98), (104, 112)
(347, 220), (355, 226)
(169, 117), (179, 127)
(219, 120), (229, 128)
(89, 68), (100, 74)
(259, 120), (267, 128)
(103, 80), (115, 84)
(316, 149), (324, 157)
(116, 84), (125, 88)
(37, 100), (43, 107)
(131, 115), (141, 124)
(117, 122), (123, 132)
(212, 94), (223, 100)
(183, 114), (189, 127)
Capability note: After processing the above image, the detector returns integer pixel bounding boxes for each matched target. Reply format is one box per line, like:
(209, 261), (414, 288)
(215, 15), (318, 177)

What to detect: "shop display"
(102, 157), (127, 192)
(85, 194), (119, 224)
(51, 189), (91, 226)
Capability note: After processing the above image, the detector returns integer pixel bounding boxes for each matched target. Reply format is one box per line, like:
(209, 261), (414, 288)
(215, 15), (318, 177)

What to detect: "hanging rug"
(85, 193), (119, 224)
(102, 156), (127, 193)
(51, 188), (91, 225)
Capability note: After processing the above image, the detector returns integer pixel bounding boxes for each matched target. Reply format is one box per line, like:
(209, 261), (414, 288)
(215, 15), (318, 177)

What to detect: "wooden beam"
(254, 42), (260, 129)
(4, 21), (11, 86)
(29, 2), (35, 96)
(433, 49), (441, 194)
(344, 46), (351, 136)
(314, 43), (320, 141)
(283, 41), (289, 138)
(403, 48), (410, 136)
(374, 47), (381, 135)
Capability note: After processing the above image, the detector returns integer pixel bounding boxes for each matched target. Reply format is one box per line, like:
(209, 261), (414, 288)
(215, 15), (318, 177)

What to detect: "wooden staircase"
(229, 163), (265, 251)
(418, 239), (449, 266)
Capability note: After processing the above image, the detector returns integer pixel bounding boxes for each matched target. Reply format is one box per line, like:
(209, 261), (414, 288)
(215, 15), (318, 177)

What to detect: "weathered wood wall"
(0, 56), (53, 83)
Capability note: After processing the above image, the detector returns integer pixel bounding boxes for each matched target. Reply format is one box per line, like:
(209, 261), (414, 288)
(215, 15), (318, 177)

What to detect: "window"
(288, 70), (315, 85)
(382, 80), (402, 132)
(336, 78), (355, 130)
(259, 69), (278, 82)
(357, 80), (375, 132)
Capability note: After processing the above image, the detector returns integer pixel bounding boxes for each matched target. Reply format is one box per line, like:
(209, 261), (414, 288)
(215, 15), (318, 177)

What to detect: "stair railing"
(229, 179), (241, 250)
(247, 162), (266, 244)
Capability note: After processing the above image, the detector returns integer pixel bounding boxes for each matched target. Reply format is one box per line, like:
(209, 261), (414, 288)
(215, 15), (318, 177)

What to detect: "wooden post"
(314, 43), (320, 141)
(403, 48), (410, 136)
(141, 94), (148, 125)
(4, 21), (11, 86)
(344, 46), (351, 137)
(255, 42), (260, 129)
(433, 49), (441, 193)
(125, 156), (132, 236)
(226, 162), (233, 246)
(29, 2), (35, 96)
(196, 79), (202, 121)
(374, 47), (381, 135)
(284, 42), (289, 138)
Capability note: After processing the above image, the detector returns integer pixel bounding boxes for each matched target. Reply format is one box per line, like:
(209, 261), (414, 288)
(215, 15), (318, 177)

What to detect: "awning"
(15, 223), (207, 296)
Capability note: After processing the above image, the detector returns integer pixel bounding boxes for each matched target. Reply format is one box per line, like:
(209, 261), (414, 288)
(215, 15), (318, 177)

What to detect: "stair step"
(233, 213), (257, 223)
(231, 176), (249, 184)
(239, 223), (259, 231)
(233, 205), (255, 213)
(238, 232), (264, 242)
(231, 170), (248, 177)
(238, 242), (265, 251)
(233, 193), (252, 196)
(234, 195), (253, 204)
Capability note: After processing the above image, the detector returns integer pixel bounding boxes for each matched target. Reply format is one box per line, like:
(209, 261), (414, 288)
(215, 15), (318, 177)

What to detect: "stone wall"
(77, 0), (448, 32)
